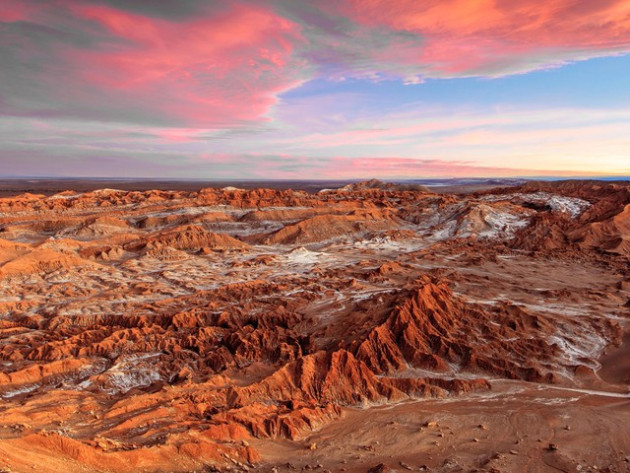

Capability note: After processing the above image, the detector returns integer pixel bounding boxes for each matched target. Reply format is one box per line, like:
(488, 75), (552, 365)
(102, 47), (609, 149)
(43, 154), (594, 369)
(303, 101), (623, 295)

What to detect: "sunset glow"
(1, 0), (629, 178)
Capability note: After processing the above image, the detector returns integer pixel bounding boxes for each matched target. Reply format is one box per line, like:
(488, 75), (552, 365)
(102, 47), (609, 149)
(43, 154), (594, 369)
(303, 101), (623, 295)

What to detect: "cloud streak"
(1, 1), (629, 177)
(1, 1), (307, 126)
(2, 105), (629, 178)
(3, 0), (630, 127)
(335, 0), (630, 79)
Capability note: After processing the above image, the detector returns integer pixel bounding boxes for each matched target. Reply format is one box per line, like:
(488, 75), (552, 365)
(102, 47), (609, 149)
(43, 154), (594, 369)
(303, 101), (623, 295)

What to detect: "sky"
(1, 0), (630, 180)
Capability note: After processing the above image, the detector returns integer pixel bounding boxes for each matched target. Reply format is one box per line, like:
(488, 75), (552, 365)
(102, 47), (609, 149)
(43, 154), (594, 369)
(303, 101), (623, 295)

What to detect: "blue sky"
(1, 0), (629, 178)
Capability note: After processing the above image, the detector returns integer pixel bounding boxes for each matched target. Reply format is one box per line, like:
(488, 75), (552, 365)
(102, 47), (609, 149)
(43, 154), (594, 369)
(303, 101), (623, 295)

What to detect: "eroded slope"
(0, 180), (628, 472)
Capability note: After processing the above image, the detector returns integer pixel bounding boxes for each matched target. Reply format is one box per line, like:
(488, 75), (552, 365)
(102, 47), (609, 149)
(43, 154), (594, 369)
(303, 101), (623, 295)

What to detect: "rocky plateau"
(0, 180), (628, 473)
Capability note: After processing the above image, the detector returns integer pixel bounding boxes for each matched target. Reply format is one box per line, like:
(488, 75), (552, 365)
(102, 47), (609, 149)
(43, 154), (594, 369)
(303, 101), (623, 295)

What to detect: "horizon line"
(0, 175), (629, 182)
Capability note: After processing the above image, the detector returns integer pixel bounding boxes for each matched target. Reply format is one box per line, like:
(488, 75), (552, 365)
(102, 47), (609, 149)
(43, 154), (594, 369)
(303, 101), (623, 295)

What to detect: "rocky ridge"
(0, 180), (628, 472)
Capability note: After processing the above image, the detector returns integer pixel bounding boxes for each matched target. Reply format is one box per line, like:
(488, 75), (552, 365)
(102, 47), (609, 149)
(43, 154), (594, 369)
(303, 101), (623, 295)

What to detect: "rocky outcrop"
(128, 224), (249, 252)
(0, 180), (627, 471)
(571, 203), (630, 255)
(0, 248), (99, 278)
(264, 211), (398, 245)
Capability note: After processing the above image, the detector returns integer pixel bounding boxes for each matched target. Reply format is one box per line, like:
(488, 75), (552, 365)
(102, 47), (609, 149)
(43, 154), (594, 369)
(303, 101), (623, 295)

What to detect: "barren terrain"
(0, 180), (628, 473)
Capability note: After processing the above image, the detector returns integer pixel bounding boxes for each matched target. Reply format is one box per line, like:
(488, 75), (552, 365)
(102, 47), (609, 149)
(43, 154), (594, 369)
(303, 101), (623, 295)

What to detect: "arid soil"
(0, 180), (628, 473)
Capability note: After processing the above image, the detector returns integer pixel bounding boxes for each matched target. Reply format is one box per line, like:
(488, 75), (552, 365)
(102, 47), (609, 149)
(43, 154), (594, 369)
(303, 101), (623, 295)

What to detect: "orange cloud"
(338, 0), (630, 77)
(3, 0), (630, 129)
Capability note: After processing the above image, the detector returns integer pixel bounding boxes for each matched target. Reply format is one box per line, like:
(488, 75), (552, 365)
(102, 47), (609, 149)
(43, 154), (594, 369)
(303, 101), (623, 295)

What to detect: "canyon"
(0, 180), (628, 473)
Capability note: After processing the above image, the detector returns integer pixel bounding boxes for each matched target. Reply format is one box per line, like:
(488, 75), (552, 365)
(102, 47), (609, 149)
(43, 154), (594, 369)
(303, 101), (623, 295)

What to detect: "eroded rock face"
(0, 180), (628, 471)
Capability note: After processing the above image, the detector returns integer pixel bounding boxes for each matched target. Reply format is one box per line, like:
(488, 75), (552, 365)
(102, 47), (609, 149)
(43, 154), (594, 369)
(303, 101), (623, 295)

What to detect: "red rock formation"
(571, 203), (630, 255)
(127, 224), (249, 252)
(0, 248), (99, 278)
(264, 211), (398, 245)
(0, 180), (627, 471)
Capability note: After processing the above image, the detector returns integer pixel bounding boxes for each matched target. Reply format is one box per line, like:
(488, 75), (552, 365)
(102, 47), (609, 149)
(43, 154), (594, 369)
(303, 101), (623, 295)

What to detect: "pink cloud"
(4, 1), (307, 127)
(68, 3), (307, 126)
(156, 128), (207, 143)
(336, 0), (630, 77)
(326, 157), (525, 178)
(193, 153), (606, 180)
(0, 0), (37, 22)
(324, 156), (616, 179)
(3, 0), (630, 130)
